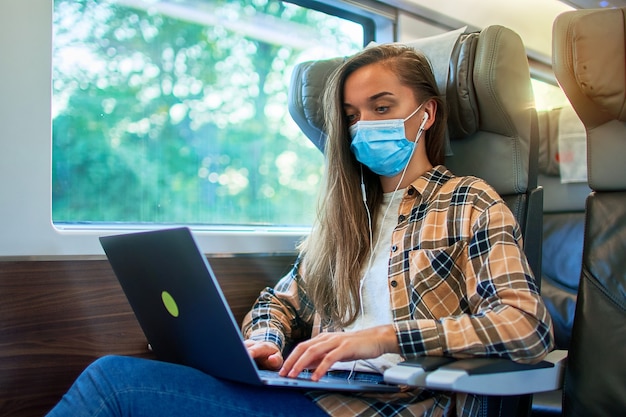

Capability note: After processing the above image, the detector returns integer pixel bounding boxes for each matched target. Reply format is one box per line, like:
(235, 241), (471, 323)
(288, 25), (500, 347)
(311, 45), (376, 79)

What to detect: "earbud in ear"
(419, 113), (429, 130)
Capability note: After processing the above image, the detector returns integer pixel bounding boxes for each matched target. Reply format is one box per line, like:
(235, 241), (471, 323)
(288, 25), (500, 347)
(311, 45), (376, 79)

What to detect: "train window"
(531, 78), (570, 111)
(52, 0), (367, 228)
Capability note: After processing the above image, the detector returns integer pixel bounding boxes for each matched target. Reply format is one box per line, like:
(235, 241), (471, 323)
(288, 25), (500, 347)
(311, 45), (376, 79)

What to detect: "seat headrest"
(397, 27), (479, 142)
(538, 109), (561, 178)
(288, 58), (343, 151)
(538, 107), (586, 182)
(289, 25), (534, 196)
(553, 7), (626, 191)
(537, 108), (590, 212)
(288, 27), (481, 151)
(553, 8), (626, 127)
(440, 25), (535, 195)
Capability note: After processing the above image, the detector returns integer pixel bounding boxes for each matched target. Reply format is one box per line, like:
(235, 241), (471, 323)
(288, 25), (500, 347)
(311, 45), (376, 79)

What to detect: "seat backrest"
(536, 107), (589, 350)
(553, 7), (626, 417)
(288, 25), (543, 281)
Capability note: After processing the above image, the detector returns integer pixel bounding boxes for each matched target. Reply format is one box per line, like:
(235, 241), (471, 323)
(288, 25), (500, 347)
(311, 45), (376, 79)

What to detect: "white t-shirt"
(331, 189), (406, 373)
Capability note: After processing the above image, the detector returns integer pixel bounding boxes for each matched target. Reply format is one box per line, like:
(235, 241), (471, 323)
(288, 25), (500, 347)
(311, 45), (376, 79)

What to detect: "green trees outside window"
(52, 0), (363, 227)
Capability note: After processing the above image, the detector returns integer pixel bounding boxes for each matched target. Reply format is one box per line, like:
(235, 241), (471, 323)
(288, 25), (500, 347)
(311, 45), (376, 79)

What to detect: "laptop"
(99, 227), (400, 393)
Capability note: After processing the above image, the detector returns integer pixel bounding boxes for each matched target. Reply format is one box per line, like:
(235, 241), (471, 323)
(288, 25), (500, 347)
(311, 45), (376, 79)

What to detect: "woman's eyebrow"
(369, 91), (394, 101)
(343, 91), (395, 108)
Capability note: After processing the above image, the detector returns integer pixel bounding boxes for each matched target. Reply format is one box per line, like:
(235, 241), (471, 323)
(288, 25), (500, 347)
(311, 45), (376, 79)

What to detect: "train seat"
(537, 106), (589, 352)
(289, 26), (557, 417)
(552, 7), (626, 416)
(532, 106), (589, 416)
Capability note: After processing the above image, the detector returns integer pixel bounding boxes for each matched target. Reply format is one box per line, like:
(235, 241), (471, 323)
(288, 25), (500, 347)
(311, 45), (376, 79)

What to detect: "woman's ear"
(422, 99), (437, 130)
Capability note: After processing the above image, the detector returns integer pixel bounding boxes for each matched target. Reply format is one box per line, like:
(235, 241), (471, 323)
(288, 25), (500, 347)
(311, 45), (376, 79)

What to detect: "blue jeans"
(46, 355), (328, 417)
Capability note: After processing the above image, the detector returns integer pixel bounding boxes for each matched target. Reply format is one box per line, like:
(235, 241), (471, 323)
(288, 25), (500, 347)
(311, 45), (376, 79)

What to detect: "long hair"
(299, 44), (447, 327)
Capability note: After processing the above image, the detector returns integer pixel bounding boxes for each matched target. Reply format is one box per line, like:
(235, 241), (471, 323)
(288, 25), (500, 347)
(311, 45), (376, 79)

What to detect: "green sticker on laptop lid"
(161, 291), (179, 318)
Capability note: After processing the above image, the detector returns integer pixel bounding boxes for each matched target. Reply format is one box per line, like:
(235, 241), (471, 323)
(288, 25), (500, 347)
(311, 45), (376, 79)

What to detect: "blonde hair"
(299, 44), (447, 327)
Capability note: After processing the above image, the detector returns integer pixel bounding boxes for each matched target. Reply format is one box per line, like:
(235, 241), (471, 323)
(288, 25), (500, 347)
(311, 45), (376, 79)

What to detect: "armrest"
(383, 356), (456, 386)
(384, 350), (567, 395)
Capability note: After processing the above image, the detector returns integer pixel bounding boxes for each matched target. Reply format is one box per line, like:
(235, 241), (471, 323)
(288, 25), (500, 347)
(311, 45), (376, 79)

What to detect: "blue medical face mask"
(349, 104), (424, 177)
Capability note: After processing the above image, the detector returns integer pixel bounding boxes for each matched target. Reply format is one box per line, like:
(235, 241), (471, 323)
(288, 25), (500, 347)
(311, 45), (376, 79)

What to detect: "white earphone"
(417, 112), (429, 136)
(420, 112), (429, 127)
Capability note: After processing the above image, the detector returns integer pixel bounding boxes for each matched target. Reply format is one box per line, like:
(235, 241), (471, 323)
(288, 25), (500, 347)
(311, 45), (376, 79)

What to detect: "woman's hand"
(279, 325), (400, 381)
(245, 340), (284, 371)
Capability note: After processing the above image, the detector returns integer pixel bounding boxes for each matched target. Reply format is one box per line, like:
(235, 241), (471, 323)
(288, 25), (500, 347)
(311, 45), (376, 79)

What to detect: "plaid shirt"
(242, 165), (554, 417)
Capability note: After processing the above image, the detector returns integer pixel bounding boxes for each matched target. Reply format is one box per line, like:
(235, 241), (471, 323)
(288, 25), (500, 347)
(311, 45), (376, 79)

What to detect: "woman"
(47, 44), (553, 417)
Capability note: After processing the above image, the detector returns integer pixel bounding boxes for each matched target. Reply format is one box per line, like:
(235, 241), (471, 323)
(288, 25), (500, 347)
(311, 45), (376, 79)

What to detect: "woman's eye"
(375, 106), (389, 114)
(346, 114), (357, 124)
